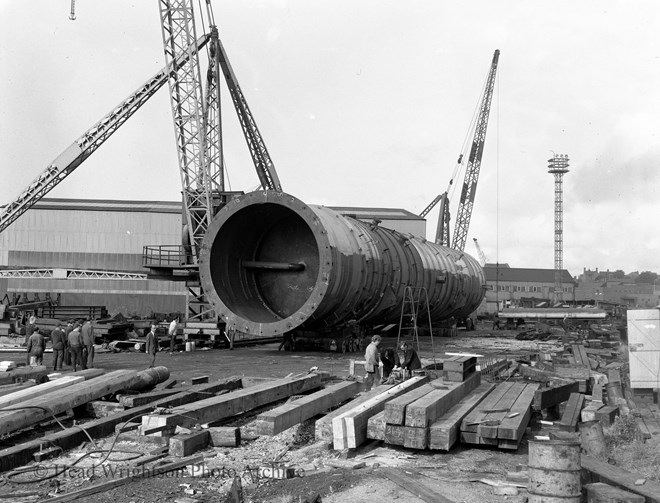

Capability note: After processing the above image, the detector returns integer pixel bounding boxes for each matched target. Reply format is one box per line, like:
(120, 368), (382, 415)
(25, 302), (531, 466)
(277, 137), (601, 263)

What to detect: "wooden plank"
(460, 430), (498, 446)
(478, 382), (527, 439)
(383, 379), (442, 425)
(607, 368), (622, 384)
(118, 388), (183, 408)
(443, 369), (476, 382)
(443, 356), (477, 372)
(85, 400), (125, 418)
(558, 392), (586, 431)
(592, 381), (604, 403)
(315, 384), (395, 444)
(333, 376), (428, 450)
(366, 411), (386, 441)
(380, 467), (457, 503)
(594, 405), (619, 427)
(584, 482), (645, 503)
(462, 381), (515, 432)
(254, 380), (360, 436)
(582, 455), (660, 503)
(497, 383), (539, 444)
(533, 381), (580, 410)
(429, 382), (496, 451)
(0, 366), (49, 386)
(0, 375), (84, 410)
(571, 344), (586, 366)
(44, 456), (204, 502)
(405, 373), (481, 428)
(581, 402), (605, 422)
(143, 373), (323, 432)
(0, 380), (36, 398)
(169, 430), (210, 457)
(208, 427), (240, 447)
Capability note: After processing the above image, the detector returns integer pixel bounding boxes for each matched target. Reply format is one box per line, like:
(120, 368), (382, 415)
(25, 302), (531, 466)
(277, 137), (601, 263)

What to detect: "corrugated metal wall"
(0, 208), (181, 267)
(0, 201), (186, 316)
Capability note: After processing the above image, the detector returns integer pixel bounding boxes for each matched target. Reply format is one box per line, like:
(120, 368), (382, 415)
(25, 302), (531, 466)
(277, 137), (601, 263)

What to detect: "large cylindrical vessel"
(198, 191), (486, 337)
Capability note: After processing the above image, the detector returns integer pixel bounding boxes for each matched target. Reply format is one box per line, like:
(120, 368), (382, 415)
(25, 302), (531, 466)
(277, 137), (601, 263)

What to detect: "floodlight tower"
(548, 154), (570, 303)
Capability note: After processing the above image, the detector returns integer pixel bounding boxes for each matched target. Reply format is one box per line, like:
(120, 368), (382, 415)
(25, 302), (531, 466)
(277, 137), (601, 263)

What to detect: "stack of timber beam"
(442, 355), (477, 382)
(333, 376), (428, 449)
(460, 381), (539, 449)
(316, 384), (395, 446)
(366, 372), (486, 450)
(428, 382), (496, 450)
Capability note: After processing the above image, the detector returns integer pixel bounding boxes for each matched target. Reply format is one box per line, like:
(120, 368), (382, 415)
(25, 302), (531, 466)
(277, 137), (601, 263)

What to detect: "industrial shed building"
(0, 198), (187, 316)
(0, 198), (426, 317)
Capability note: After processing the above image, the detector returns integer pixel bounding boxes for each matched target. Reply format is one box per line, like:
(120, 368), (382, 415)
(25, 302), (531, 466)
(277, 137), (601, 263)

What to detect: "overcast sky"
(1, 1), (659, 277)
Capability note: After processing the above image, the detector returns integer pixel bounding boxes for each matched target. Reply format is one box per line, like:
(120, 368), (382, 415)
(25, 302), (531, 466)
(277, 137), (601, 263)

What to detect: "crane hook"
(69, 0), (76, 20)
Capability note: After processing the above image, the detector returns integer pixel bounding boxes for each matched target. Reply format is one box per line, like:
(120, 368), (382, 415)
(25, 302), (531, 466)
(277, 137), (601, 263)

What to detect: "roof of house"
(484, 265), (575, 283)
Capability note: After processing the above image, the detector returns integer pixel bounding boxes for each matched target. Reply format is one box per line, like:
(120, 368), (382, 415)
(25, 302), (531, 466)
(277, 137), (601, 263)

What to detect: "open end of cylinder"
(207, 202), (320, 324)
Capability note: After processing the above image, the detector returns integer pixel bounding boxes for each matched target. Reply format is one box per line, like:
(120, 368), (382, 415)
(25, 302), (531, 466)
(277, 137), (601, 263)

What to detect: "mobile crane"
(418, 50), (500, 333)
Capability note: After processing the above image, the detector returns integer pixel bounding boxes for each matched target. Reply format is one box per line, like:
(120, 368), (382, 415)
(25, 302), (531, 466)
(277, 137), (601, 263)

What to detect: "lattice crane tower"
(547, 154), (570, 303)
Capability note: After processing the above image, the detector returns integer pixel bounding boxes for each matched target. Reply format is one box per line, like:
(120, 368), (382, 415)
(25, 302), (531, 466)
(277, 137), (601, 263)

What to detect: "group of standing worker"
(363, 334), (422, 391)
(26, 319), (95, 371)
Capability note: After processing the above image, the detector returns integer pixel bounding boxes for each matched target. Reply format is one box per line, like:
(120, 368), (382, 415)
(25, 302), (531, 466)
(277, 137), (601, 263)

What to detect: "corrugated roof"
(30, 198), (182, 214)
(6, 198), (423, 220)
(330, 207), (423, 221)
(484, 265), (575, 283)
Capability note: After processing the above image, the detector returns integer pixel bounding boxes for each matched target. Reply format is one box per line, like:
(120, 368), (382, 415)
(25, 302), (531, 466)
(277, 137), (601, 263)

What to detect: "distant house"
(575, 268), (659, 309)
(479, 264), (576, 314)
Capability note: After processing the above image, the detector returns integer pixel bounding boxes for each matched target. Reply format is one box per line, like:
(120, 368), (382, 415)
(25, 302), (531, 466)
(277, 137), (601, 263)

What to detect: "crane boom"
(0, 34), (208, 236)
(451, 49), (500, 252)
(419, 193), (443, 219)
(472, 238), (487, 266)
(216, 36), (282, 192)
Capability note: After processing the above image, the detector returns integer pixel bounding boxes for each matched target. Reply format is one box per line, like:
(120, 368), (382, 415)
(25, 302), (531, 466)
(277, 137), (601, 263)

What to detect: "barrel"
(580, 420), (607, 457)
(528, 440), (581, 502)
(199, 191), (486, 337)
